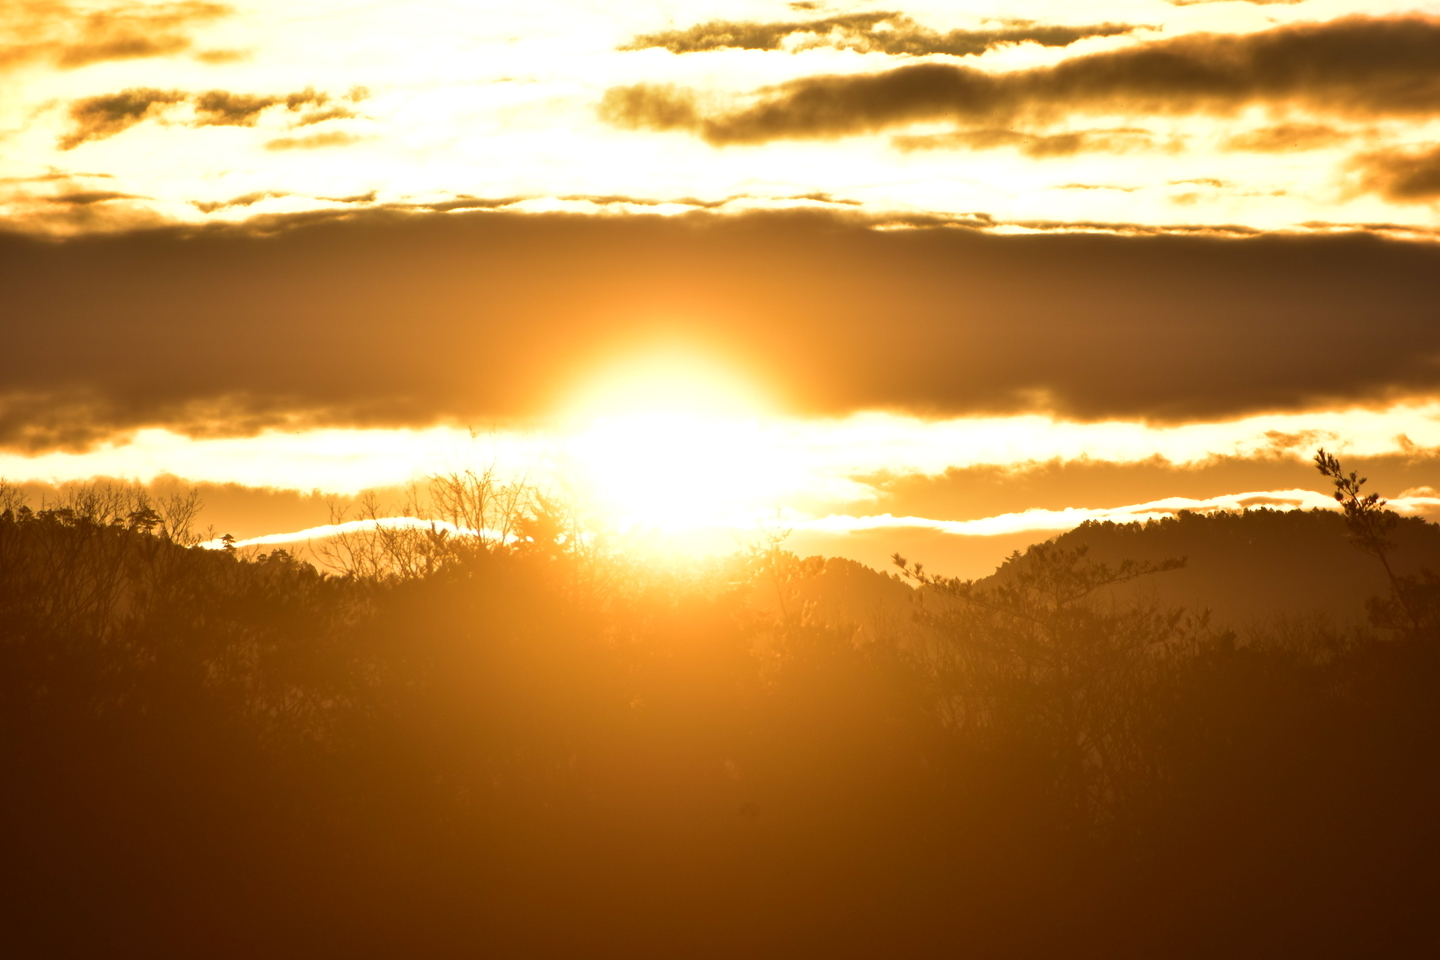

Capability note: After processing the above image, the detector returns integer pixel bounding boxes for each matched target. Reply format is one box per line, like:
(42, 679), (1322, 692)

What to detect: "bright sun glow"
(9, 396), (1440, 550)
(556, 351), (794, 533)
(558, 349), (772, 422)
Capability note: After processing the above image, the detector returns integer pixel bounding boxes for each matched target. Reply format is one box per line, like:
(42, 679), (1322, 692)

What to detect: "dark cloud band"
(1, 209), (1438, 451)
(602, 16), (1440, 144)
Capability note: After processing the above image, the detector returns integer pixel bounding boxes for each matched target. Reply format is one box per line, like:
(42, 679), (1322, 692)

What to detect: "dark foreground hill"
(4, 487), (1440, 959)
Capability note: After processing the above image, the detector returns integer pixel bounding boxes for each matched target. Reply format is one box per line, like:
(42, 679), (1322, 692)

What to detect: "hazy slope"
(983, 509), (1440, 629)
(785, 509), (1440, 634)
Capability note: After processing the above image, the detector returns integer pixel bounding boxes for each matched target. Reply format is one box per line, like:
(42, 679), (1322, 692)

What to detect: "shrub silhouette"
(894, 543), (1196, 832)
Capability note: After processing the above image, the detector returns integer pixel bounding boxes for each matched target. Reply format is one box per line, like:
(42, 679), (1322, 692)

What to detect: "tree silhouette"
(895, 543), (1194, 830)
(1315, 448), (1440, 635)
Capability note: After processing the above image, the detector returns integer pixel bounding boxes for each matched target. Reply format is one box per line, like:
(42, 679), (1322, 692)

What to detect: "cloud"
(59, 86), (347, 148)
(1, 208), (1439, 450)
(193, 91), (285, 126)
(263, 131), (365, 151)
(1354, 144), (1440, 202)
(601, 16), (1440, 144)
(0, 390), (314, 453)
(893, 126), (1159, 157)
(192, 88), (330, 126)
(59, 88), (187, 149)
(597, 83), (702, 132)
(0, 1), (229, 72)
(1057, 183), (1140, 192)
(198, 516), (497, 552)
(295, 106), (358, 127)
(0, 190), (169, 236)
(45, 190), (138, 205)
(321, 190), (378, 204)
(621, 12), (1140, 58)
(1223, 122), (1353, 152)
(191, 191), (289, 213)
(193, 47), (249, 64)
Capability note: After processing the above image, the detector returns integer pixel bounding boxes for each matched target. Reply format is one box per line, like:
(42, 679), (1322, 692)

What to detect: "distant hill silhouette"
(747, 554), (917, 639)
(778, 508), (1440, 636)
(996, 508), (1440, 629)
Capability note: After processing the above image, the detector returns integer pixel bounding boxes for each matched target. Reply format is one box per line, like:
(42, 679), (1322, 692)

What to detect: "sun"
(555, 349), (794, 534)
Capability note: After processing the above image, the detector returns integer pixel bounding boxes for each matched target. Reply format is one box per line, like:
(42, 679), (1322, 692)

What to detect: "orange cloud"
(1353, 144), (1440, 202)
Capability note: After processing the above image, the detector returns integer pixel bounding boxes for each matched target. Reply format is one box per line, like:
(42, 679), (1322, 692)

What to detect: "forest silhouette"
(3, 454), (1439, 958)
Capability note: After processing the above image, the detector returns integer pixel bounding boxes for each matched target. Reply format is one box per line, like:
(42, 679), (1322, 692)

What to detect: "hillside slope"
(784, 508), (1440, 635)
(984, 508), (1440, 629)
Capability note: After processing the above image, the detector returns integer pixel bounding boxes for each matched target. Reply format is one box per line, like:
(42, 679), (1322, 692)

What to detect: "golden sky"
(4, 1), (1440, 235)
(3, 0), (1440, 570)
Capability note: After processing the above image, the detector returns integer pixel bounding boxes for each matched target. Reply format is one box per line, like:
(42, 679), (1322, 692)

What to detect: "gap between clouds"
(201, 488), (1440, 554)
